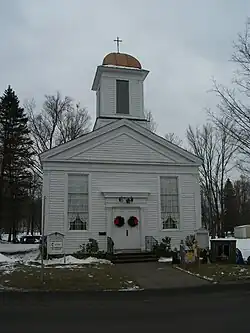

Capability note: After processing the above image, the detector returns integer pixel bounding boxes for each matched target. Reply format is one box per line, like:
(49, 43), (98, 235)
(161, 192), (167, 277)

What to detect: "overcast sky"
(1, 0), (249, 142)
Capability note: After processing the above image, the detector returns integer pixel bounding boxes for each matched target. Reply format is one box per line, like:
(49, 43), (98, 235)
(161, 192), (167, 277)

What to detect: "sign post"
(40, 195), (46, 283)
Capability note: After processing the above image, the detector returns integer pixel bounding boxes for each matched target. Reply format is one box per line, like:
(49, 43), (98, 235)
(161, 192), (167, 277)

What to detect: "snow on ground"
(158, 257), (172, 263)
(0, 249), (112, 270)
(0, 243), (39, 254)
(0, 253), (14, 263)
(0, 238), (112, 268)
(1, 232), (41, 242)
(118, 286), (143, 292)
(39, 255), (112, 266)
(0, 263), (18, 276)
(8, 249), (40, 262)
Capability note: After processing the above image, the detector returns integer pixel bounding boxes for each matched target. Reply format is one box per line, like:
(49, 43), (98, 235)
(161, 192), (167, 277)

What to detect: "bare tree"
(144, 109), (158, 133)
(165, 132), (183, 146)
(56, 103), (90, 145)
(26, 92), (91, 169)
(212, 20), (250, 171)
(186, 120), (237, 237)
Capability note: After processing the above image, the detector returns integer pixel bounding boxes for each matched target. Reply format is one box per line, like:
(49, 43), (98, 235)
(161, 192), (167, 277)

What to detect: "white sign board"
(195, 228), (209, 249)
(47, 232), (64, 255)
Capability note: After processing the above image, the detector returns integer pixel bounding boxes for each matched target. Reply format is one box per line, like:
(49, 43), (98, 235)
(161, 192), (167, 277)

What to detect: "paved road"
(0, 289), (249, 333)
(117, 262), (209, 288)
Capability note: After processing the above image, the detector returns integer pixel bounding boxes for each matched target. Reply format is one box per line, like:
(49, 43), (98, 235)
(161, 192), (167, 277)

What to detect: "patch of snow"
(29, 255), (112, 267)
(240, 268), (247, 273)
(1, 232), (41, 242)
(202, 275), (214, 282)
(119, 285), (142, 292)
(0, 251), (112, 270)
(0, 263), (17, 275)
(44, 265), (75, 269)
(75, 256), (111, 265)
(158, 257), (172, 263)
(0, 253), (15, 263)
(8, 250), (40, 263)
(0, 243), (39, 254)
(175, 266), (214, 282)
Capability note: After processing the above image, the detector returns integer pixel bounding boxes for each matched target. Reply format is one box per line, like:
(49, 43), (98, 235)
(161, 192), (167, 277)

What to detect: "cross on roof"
(114, 37), (122, 53)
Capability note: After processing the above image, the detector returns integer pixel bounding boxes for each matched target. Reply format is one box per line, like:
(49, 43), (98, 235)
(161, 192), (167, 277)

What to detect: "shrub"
(185, 234), (195, 250)
(153, 236), (172, 257)
(86, 238), (99, 254)
(73, 244), (86, 259)
(73, 239), (99, 259)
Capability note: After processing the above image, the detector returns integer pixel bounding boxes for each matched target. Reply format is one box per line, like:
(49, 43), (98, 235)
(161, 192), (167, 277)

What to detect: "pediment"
(41, 119), (201, 165)
(70, 133), (177, 163)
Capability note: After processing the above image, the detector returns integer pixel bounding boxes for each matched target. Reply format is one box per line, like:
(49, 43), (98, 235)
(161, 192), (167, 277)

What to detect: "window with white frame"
(68, 174), (89, 231)
(160, 177), (179, 229)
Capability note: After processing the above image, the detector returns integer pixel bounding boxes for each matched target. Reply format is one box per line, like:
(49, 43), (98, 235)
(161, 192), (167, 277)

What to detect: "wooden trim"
(65, 172), (91, 233)
(102, 190), (150, 199)
(95, 115), (149, 121)
(41, 118), (201, 164)
(43, 163), (199, 174)
(159, 175), (181, 232)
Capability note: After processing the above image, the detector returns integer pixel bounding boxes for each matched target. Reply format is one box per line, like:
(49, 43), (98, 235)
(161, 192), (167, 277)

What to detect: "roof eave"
(91, 65), (149, 91)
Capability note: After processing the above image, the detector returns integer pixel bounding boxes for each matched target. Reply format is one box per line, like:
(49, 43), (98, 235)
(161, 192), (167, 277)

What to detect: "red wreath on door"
(114, 216), (125, 227)
(127, 216), (139, 227)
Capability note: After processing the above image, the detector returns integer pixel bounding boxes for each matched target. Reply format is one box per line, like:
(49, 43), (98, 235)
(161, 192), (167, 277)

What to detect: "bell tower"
(92, 39), (149, 130)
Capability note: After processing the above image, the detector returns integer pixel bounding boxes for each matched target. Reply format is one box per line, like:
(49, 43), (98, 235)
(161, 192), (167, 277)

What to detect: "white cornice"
(40, 118), (202, 165)
(102, 190), (150, 199)
(91, 65), (149, 91)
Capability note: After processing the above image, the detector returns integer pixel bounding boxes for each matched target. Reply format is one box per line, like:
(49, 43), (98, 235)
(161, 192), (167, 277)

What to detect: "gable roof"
(40, 118), (202, 165)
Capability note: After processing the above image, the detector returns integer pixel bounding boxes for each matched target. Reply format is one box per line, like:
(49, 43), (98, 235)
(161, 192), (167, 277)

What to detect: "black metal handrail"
(145, 236), (158, 252)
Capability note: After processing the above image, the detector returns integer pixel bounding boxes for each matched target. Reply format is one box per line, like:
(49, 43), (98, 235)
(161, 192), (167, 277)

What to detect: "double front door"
(112, 208), (141, 251)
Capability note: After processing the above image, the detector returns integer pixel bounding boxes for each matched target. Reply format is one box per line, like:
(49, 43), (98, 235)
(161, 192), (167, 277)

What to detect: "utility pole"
(40, 195), (46, 283)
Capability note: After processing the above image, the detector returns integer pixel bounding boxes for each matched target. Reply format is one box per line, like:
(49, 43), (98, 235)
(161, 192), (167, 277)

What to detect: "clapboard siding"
(91, 172), (158, 252)
(130, 79), (143, 118)
(45, 168), (201, 253)
(100, 74), (144, 119)
(94, 117), (117, 130)
(74, 133), (172, 162)
(43, 121), (197, 165)
(100, 77), (116, 116)
(64, 233), (92, 254)
(156, 174), (201, 249)
(47, 171), (65, 235)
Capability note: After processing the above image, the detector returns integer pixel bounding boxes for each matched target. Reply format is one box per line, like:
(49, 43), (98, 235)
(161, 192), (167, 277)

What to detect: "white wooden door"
(112, 208), (141, 251)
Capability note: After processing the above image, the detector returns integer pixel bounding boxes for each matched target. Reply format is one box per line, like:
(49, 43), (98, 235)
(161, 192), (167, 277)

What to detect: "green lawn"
(180, 263), (250, 282)
(0, 263), (140, 291)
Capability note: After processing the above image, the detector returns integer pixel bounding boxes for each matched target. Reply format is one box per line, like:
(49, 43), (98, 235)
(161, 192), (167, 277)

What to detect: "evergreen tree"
(224, 178), (239, 233)
(0, 86), (34, 241)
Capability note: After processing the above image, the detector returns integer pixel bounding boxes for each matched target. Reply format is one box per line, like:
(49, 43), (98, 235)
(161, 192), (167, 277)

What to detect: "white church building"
(40, 49), (202, 254)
